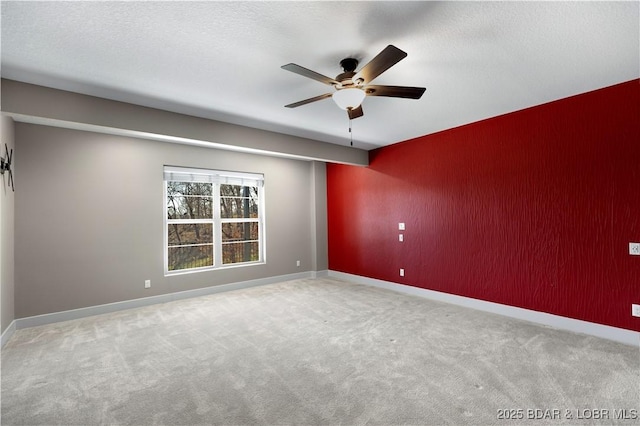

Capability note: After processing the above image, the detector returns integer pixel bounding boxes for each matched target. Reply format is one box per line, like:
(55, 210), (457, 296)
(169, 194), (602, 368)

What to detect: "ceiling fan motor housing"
(335, 71), (356, 89)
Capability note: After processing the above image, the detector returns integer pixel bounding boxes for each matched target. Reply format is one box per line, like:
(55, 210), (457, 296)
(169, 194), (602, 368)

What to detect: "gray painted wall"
(311, 161), (328, 272)
(1, 116), (15, 333)
(2, 79), (368, 166)
(15, 123), (327, 318)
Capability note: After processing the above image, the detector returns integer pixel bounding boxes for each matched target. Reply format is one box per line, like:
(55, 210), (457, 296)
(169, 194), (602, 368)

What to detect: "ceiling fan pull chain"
(349, 117), (353, 146)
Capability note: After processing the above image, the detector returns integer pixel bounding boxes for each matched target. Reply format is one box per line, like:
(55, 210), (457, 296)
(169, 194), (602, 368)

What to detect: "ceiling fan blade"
(353, 45), (407, 85)
(364, 85), (426, 99)
(347, 105), (364, 120)
(285, 93), (333, 108)
(281, 63), (339, 86)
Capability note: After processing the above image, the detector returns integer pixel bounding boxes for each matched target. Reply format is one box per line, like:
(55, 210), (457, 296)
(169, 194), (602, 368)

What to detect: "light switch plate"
(398, 222), (405, 231)
(630, 242), (640, 256)
(632, 304), (640, 318)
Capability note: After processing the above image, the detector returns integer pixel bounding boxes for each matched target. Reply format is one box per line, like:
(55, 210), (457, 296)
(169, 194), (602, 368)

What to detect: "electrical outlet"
(399, 234), (404, 242)
(399, 268), (405, 277)
(632, 304), (640, 318)
(629, 243), (640, 256)
(144, 279), (151, 289)
(296, 260), (300, 267)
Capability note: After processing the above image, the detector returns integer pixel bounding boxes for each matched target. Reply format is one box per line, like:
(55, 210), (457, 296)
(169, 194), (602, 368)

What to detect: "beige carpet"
(2, 277), (639, 425)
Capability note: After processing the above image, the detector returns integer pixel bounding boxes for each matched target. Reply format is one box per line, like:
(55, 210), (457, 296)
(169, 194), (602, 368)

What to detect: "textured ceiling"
(1, 1), (638, 150)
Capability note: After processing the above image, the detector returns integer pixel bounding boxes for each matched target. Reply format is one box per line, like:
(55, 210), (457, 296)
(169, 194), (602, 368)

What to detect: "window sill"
(164, 260), (265, 277)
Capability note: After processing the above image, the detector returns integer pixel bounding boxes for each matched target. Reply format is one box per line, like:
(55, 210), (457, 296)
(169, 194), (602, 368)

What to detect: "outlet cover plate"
(632, 304), (640, 318)
(630, 242), (640, 255)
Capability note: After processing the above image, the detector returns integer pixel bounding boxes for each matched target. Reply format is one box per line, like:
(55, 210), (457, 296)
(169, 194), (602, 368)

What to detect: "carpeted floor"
(1, 277), (639, 425)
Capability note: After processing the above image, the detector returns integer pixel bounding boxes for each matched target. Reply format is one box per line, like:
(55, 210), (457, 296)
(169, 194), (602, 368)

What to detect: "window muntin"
(164, 167), (264, 274)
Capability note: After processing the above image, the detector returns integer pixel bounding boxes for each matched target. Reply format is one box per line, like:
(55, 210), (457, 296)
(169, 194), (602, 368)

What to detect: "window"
(164, 166), (264, 274)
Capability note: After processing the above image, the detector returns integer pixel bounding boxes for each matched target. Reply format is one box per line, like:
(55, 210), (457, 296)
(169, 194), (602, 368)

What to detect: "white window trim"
(163, 166), (266, 276)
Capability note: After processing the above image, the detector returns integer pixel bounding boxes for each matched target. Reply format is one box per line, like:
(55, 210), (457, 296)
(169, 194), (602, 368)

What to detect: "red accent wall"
(327, 80), (640, 332)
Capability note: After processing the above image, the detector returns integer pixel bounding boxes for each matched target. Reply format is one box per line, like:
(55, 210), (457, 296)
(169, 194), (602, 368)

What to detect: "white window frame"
(163, 166), (265, 275)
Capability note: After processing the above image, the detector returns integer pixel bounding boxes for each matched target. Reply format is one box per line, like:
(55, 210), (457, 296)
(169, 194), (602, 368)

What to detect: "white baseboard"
(311, 270), (329, 279)
(12, 271), (316, 334)
(329, 271), (640, 347)
(1, 320), (16, 348)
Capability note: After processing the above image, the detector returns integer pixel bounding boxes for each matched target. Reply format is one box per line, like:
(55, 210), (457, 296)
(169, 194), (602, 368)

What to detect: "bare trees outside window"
(164, 167), (264, 274)
(167, 182), (215, 271)
(220, 184), (260, 265)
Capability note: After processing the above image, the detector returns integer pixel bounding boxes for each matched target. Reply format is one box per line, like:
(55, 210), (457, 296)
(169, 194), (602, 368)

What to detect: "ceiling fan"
(281, 45), (425, 120)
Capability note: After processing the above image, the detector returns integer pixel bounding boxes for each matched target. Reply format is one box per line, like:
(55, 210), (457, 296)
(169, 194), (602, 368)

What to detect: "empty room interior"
(1, 2), (639, 425)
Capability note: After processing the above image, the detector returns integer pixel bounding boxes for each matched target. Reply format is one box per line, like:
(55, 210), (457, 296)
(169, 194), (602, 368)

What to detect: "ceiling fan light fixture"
(332, 87), (366, 110)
